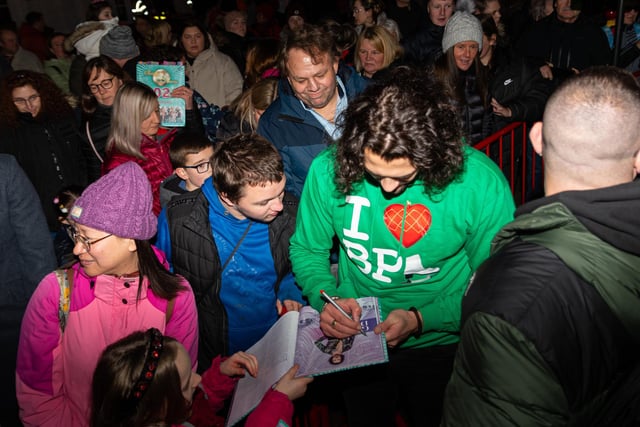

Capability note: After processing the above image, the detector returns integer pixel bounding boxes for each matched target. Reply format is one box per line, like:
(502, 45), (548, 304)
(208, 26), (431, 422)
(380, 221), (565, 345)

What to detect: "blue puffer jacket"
(257, 62), (368, 198)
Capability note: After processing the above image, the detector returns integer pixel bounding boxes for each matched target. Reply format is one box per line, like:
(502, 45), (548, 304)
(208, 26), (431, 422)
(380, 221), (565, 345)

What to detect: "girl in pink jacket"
(91, 328), (312, 427)
(16, 162), (199, 426)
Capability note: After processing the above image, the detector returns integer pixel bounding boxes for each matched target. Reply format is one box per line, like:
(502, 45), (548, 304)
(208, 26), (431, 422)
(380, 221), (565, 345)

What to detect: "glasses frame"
(13, 94), (40, 107)
(66, 226), (113, 252)
(88, 77), (115, 94)
(181, 161), (211, 174)
(353, 6), (366, 13)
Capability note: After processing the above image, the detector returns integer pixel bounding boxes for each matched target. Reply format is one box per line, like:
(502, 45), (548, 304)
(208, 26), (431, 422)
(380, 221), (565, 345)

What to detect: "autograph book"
(226, 296), (388, 427)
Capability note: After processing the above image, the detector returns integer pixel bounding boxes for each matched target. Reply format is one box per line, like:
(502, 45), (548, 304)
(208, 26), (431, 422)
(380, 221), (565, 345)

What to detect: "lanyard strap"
(221, 221), (253, 272)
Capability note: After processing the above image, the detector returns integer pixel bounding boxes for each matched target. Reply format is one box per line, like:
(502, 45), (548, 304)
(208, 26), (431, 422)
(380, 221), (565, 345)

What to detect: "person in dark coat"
(478, 14), (552, 133)
(0, 71), (88, 231)
(442, 66), (640, 427)
(517, 0), (610, 86)
(385, 0), (428, 39)
(79, 55), (126, 183)
(402, 0), (454, 65)
(433, 12), (490, 144)
(216, 10), (249, 77)
(0, 154), (56, 427)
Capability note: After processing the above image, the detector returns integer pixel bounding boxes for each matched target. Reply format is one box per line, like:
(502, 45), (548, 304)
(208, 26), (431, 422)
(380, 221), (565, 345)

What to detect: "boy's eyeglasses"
(182, 161), (210, 174)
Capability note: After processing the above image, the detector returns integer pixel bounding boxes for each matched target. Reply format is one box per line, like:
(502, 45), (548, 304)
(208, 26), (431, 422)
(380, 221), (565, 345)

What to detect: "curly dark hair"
(0, 70), (73, 128)
(335, 66), (465, 195)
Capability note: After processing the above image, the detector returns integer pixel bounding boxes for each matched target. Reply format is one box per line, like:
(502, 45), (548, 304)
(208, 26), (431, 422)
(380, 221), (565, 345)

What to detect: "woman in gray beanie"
(432, 11), (490, 145)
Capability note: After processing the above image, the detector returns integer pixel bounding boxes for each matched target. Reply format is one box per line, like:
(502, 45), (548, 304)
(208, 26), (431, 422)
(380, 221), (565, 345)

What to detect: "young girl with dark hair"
(91, 328), (312, 427)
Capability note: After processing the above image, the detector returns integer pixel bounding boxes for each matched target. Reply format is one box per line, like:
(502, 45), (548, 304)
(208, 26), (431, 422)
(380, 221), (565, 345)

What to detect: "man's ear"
(219, 192), (234, 207)
(175, 167), (189, 181)
(633, 148), (640, 179)
(530, 121), (544, 156)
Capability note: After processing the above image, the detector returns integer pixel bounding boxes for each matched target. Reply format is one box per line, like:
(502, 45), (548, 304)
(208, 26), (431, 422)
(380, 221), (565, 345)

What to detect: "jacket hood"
(65, 18), (119, 58)
(518, 179), (640, 256)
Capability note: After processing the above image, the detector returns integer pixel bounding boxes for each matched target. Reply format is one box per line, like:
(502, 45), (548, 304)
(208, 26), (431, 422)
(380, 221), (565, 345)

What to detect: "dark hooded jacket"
(402, 19), (445, 66)
(0, 113), (88, 231)
(442, 180), (640, 426)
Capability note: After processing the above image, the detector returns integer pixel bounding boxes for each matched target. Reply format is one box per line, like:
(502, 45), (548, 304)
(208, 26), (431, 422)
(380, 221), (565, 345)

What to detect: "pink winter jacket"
(16, 258), (198, 427)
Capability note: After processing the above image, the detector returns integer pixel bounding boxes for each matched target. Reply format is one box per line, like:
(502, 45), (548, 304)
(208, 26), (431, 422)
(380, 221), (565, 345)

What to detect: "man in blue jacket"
(257, 24), (368, 198)
(156, 134), (305, 371)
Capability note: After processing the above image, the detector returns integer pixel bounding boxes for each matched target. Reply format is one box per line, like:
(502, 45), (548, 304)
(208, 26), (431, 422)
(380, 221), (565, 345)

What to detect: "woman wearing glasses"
(352, 0), (401, 41)
(102, 81), (175, 216)
(0, 70), (87, 232)
(16, 162), (198, 427)
(80, 55), (126, 183)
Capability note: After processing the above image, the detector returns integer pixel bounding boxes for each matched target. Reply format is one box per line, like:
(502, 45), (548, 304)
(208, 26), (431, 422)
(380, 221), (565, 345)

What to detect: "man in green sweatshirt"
(290, 66), (515, 426)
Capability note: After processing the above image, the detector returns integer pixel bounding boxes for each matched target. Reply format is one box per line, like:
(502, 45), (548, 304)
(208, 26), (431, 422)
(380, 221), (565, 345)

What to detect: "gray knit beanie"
(441, 12), (483, 53)
(100, 26), (140, 60)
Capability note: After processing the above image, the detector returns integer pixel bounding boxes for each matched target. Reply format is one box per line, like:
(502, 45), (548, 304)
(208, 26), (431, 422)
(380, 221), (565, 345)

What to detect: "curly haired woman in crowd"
(0, 70), (87, 231)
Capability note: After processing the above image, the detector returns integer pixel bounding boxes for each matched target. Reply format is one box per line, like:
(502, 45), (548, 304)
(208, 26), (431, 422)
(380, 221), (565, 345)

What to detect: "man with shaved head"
(441, 66), (640, 426)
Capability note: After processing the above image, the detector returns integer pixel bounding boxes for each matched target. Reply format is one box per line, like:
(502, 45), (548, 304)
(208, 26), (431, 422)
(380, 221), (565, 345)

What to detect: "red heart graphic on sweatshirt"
(384, 204), (432, 248)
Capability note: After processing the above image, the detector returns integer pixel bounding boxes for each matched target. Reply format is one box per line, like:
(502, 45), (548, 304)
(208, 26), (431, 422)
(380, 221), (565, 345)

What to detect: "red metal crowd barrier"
(473, 122), (542, 206)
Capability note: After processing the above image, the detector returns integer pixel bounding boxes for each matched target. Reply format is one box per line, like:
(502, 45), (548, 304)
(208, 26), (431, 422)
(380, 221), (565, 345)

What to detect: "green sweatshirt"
(290, 146), (515, 348)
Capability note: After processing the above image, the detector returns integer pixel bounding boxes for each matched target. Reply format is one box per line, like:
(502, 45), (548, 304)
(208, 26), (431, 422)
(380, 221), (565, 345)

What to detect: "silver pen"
(320, 290), (367, 336)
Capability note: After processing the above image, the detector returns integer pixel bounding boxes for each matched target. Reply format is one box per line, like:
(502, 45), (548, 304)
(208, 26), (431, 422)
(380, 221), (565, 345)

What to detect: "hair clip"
(129, 328), (164, 402)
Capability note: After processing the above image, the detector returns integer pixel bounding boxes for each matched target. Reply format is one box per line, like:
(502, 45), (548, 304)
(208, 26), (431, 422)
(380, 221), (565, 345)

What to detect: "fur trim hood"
(65, 17), (119, 59)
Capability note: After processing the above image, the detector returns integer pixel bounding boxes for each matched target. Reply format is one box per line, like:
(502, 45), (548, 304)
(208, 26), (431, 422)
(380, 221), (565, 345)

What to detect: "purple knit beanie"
(69, 162), (156, 240)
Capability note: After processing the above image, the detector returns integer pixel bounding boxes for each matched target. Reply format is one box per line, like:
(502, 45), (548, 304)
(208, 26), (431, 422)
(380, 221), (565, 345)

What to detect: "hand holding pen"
(320, 290), (367, 337)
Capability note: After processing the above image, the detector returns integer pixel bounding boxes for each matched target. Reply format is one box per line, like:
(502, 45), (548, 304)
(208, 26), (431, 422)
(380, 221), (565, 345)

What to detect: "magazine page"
(294, 296), (388, 377)
(225, 311), (299, 427)
(136, 63), (186, 127)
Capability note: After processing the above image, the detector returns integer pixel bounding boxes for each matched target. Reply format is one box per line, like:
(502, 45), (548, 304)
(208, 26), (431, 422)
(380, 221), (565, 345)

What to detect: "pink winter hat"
(69, 162), (156, 240)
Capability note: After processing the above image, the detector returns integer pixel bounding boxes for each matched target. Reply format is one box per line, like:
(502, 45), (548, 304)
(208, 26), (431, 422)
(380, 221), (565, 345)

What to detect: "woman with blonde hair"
(354, 25), (403, 79)
(217, 77), (279, 139)
(102, 82), (175, 215)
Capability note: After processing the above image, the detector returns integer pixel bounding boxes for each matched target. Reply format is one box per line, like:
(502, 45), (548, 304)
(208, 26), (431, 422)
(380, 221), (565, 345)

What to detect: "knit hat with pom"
(69, 162), (156, 240)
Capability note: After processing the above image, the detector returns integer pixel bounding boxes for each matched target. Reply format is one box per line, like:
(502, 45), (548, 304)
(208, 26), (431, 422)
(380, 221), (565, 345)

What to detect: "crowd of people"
(1, 0), (640, 426)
